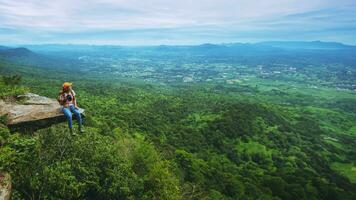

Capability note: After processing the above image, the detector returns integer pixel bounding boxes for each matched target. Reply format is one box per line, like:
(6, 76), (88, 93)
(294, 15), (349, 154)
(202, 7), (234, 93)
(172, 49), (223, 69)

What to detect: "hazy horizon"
(2, 40), (355, 48)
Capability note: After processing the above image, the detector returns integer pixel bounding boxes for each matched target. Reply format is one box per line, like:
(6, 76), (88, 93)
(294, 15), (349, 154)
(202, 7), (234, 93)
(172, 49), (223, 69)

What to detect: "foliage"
(0, 125), (181, 199)
(0, 46), (355, 199)
(331, 162), (356, 183)
(2, 75), (21, 86)
(0, 75), (28, 98)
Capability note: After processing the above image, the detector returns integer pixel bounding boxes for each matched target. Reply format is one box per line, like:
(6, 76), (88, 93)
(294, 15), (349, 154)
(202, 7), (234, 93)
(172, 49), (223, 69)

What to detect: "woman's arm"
(57, 94), (65, 105)
(74, 97), (78, 108)
(71, 90), (79, 108)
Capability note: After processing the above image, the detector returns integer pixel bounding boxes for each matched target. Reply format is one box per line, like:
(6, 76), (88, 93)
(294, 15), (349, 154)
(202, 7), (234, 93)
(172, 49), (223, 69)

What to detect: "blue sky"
(0, 0), (356, 45)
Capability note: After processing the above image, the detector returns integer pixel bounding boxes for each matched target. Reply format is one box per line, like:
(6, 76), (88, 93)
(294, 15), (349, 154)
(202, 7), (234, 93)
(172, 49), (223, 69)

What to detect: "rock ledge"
(0, 93), (84, 132)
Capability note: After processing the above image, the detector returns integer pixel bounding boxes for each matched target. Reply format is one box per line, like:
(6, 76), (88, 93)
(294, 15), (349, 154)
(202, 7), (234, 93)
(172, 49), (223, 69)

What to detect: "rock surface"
(0, 93), (84, 132)
(0, 172), (11, 200)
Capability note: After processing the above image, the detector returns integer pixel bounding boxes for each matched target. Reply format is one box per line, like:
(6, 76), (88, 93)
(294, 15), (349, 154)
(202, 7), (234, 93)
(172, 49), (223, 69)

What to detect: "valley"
(0, 41), (355, 199)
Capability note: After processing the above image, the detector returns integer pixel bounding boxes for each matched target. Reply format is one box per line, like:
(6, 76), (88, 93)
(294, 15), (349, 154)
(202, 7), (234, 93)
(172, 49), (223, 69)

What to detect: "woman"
(58, 82), (84, 135)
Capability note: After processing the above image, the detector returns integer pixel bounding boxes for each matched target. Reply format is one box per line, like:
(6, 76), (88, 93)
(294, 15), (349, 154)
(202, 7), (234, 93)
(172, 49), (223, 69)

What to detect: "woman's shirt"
(59, 90), (76, 107)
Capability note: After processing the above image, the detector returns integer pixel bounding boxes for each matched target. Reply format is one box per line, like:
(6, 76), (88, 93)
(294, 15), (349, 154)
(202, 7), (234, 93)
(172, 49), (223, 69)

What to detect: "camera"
(66, 95), (72, 101)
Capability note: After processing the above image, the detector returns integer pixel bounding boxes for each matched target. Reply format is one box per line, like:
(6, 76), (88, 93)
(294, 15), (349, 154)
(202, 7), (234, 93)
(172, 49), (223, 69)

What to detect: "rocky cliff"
(0, 93), (84, 132)
(0, 172), (11, 200)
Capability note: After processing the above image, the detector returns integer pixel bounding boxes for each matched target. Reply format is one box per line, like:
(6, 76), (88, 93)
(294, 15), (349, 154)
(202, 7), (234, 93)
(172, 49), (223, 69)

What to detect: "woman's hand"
(58, 99), (65, 106)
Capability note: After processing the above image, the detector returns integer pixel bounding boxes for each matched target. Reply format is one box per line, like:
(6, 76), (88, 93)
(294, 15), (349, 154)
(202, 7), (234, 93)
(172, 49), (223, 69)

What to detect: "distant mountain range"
(254, 41), (355, 49)
(194, 41), (355, 50)
(16, 40), (356, 50)
(0, 41), (355, 61)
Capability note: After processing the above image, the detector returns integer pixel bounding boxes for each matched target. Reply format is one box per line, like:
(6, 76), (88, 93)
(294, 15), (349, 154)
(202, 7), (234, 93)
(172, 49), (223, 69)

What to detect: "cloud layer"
(0, 0), (355, 45)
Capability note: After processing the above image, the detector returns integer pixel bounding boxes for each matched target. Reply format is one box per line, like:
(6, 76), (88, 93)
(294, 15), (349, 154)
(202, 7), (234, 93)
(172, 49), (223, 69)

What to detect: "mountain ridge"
(0, 47), (35, 57)
(2, 40), (352, 50)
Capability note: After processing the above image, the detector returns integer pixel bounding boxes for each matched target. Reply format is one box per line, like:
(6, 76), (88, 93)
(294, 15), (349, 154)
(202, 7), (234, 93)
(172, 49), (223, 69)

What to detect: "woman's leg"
(70, 105), (82, 125)
(70, 105), (83, 132)
(62, 107), (73, 129)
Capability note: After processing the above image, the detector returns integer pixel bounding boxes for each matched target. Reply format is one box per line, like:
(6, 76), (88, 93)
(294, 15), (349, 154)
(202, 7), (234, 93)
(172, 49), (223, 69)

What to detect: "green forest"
(0, 43), (356, 200)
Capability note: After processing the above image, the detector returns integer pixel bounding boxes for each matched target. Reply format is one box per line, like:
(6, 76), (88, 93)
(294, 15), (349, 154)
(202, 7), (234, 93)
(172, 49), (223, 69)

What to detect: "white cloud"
(0, 0), (344, 30)
(0, 0), (355, 44)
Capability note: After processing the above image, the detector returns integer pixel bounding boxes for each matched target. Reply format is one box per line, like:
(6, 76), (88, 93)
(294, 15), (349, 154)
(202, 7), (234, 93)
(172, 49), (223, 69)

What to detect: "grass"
(331, 162), (356, 183)
(0, 81), (29, 99)
(323, 136), (343, 149)
(348, 126), (356, 135)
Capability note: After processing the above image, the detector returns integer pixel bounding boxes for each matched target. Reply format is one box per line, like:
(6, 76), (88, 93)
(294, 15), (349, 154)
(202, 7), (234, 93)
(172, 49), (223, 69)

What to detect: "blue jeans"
(62, 105), (82, 129)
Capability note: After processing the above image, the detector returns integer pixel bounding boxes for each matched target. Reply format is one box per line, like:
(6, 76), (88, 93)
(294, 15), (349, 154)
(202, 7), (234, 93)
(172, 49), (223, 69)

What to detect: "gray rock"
(0, 172), (11, 200)
(17, 93), (54, 105)
(0, 93), (84, 132)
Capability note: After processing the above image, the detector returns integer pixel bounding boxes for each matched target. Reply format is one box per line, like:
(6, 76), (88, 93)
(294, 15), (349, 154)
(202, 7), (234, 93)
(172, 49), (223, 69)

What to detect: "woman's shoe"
(79, 126), (85, 133)
(70, 128), (76, 136)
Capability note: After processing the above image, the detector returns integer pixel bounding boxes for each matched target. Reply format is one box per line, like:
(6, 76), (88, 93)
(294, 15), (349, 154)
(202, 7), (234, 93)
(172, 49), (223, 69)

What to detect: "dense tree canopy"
(0, 48), (355, 199)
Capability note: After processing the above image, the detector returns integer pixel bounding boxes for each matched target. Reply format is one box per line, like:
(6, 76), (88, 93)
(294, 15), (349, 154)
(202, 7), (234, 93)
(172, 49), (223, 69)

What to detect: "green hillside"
(0, 45), (356, 199)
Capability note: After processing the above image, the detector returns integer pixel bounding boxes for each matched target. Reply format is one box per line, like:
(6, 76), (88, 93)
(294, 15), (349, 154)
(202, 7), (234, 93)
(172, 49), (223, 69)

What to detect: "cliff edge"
(0, 93), (84, 132)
